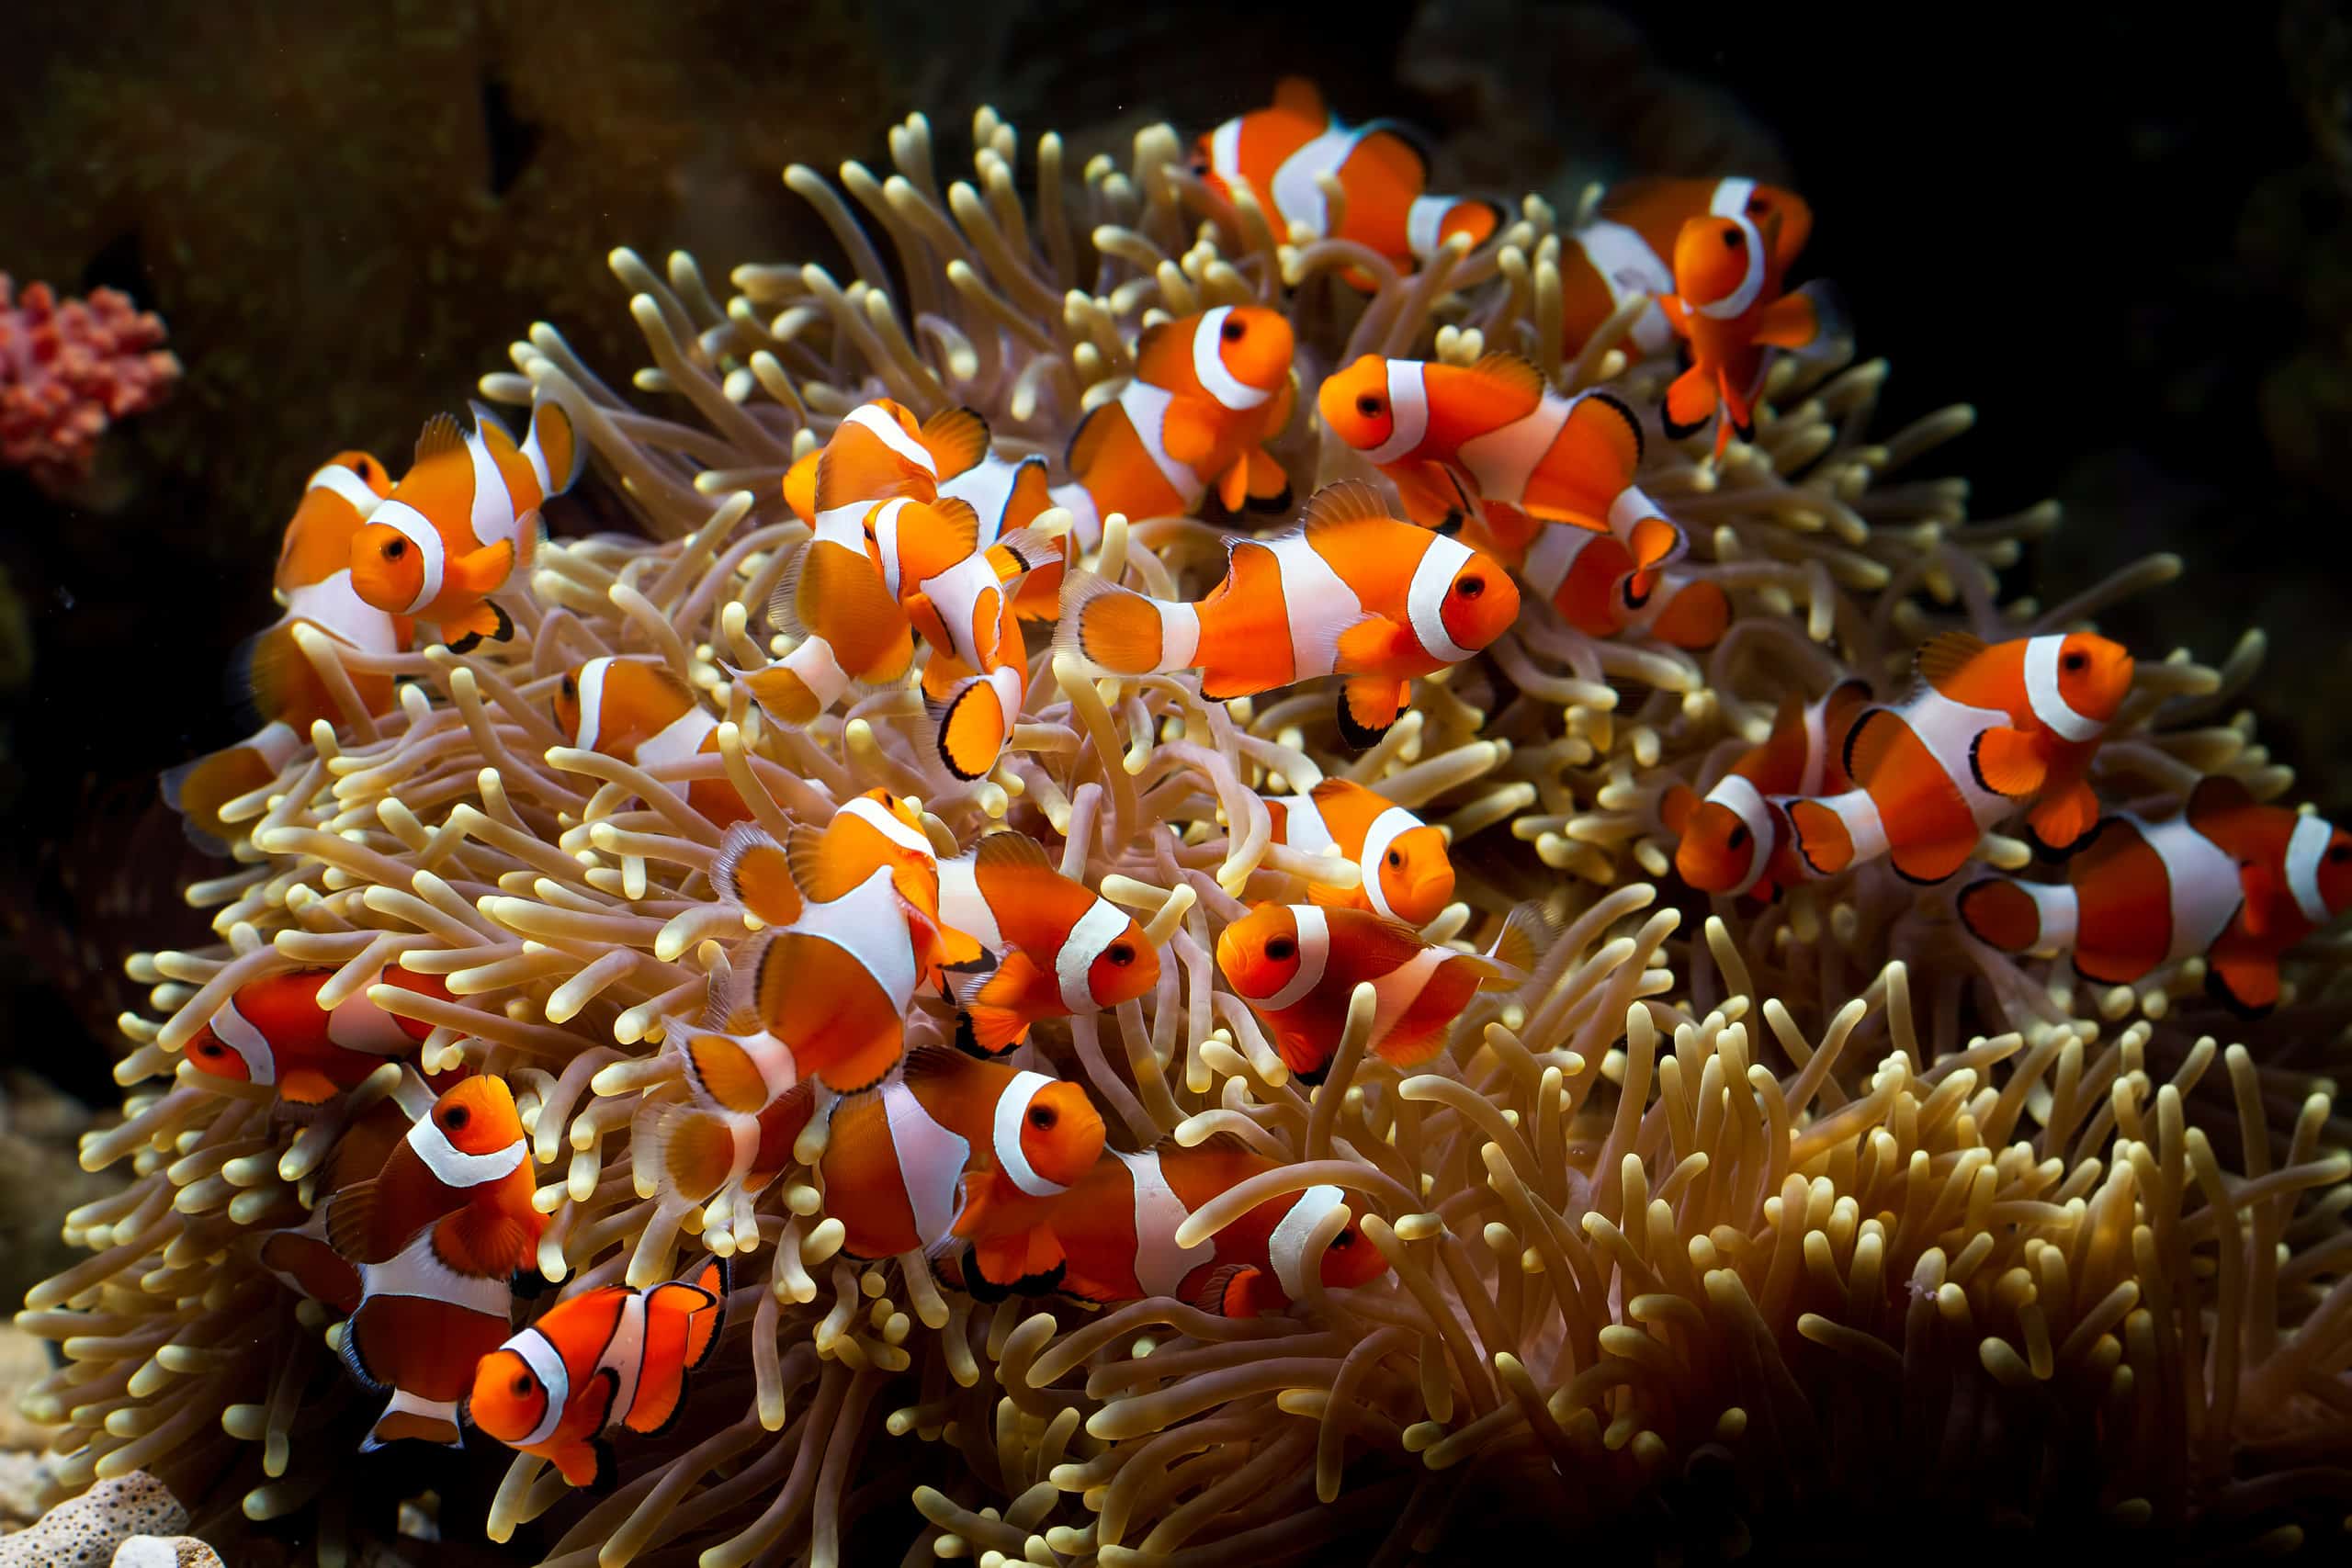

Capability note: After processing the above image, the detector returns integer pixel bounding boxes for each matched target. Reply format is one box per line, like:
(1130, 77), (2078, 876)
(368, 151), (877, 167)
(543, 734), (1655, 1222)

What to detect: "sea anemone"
(16, 98), (2352, 1568)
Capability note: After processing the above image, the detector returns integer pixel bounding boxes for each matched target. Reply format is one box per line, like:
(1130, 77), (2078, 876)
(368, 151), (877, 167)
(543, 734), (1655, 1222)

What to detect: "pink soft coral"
(0, 273), (180, 493)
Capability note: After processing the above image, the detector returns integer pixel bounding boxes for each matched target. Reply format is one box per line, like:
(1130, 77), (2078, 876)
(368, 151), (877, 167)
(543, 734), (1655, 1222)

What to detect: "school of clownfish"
(138, 77), (2352, 1491)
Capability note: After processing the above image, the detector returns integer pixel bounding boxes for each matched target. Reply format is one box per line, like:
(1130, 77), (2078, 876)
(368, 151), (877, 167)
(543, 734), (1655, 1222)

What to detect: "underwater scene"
(6, 2), (2352, 1563)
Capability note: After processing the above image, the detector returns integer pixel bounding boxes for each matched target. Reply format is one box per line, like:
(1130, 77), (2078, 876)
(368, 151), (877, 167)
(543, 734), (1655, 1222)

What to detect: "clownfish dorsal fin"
(919, 406), (990, 481)
(1300, 479), (1396, 538)
(1470, 352), (1547, 405)
(1913, 630), (1987, 691)
(324, 1178), (384, 1264)
(1168, 1129), (1254, 1161)
(1309, 775), (1374, 812)
(973, 829), (1054, 873)
(414, 412), (467, 465)
(1064, 400), (1114, 481)
(899, 1042), (982, 1089)
(1272, 76), (1327, 122)
(1659, 783), (1701, 839)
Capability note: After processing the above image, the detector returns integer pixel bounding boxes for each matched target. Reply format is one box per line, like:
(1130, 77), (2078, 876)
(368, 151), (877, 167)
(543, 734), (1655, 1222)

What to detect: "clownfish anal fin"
(2206, 952), (2281, 1017)
(1336, 675), (1404, 750)
(1969, 727), (2047, 798)
(1272, 76), (1327, 120)
(1660, 364), (1716, 441)
(2024, 781), (2100, 860)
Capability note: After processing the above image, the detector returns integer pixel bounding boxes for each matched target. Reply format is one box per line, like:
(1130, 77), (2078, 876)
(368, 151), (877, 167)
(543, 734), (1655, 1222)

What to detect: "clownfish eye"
(1386, 849), (1403, 868)
(2062, 650), (2088, 672)
(354, 458), (372, 479)
(383, 538), (407, 560)
(1106, 942), (1135, 966)
(195, 1041), (221, 1057)
(1355, 394), (1383, 418)
(1330, 1229), (1354, 1249)
(1454, 575), (1485, 600)
(1027, 1103), (1057, 1131)
(2331, 843), (2352, 864)
(441, 1104), (470, 1131)
(1726, 823), (1751, 851)
(1221, 317), (1245, 343)
(511, 1371), (534, 1396)
(1264, 935), (1296, 963)
(1722, 228), (1745, 250)
(560, 674), (577, 699)
(1747, 197), (1769, 214)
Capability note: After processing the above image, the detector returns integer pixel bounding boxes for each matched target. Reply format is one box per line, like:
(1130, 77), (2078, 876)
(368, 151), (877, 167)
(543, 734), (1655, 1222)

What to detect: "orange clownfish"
(938, 830), (1160, 1053)
(940, 447), (1090, 622)
(1961, 777), (2352, 1016)
(329, 1077), (544, 1449)
(1559, 176), (1812, 360)
(1658, 210), (1838, 458)
(1058, 480), (1519, 747)
(465, 1259), (729, 1489)
(349, 400), (582, 650)
(1520, 524), (1730, 651)
(1261, 778), (1455, 928)
(1052, 1135), (1389, 1315)
(1660, 679), (1871, 899)
(1317, 351), (1682, 587)
(1787, 632), (2135, 886)
(1216, 902), (1544, 1082)
(181, 966), (447, 1106)
(551, 656), (747, 827)
(817, 1046), (1106, 1292)
(643, 1079), (830, 1211)
(1190, 77), (1500, 281)
(163, 451), (403, 851)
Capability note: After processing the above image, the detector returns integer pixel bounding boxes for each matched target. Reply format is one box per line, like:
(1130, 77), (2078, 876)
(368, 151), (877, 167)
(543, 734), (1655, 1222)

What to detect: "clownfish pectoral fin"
(1969, 727), (2048, 798)
(277, 1069), (342, 1106)
(324, 1178), (387, 1264)
(952, 953), (1044, 1052)
(1216, 452), (1252, 513)
(547, 1429), (616, 1490)
(1661, 363), (1718, 442)
(1750, 285), (1827, 353)
(433, 1204), (538, 1281)
(1659, 783), (1702, 839)
(1196, 1262), (1280, 1318)
(2207, 951), (2282, 1017)
(1336, 673), (1408, 750)
(441, 599), (514, 655)
(2024, 781), (2100, 860)
(1243, 446), (1290, 507)
(918, 406), (990, 481)
(449, 539), (518, 597)
(1646, 578), (1731, 650)
(1333, 614), (1406, 674)
(1160, 398), (1222, 471)
(968, 1228), (1067, 1293)
(712, 822), (802, 927)
(2240, 861), (2280, 941)
(1383, 462), (1469, 530)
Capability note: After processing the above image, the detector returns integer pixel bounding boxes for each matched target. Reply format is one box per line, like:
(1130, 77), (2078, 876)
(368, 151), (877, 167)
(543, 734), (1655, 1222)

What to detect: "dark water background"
(1, 0), (2346, 1106)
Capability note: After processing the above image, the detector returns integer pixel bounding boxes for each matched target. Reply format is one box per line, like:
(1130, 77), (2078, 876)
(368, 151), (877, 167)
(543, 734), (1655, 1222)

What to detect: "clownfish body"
(551, 656), (747, 827)
(938, 830), (1160, 1052)
(1190, 77), (1500, 282)
(1661, 679), (1871, 899)
(1788, 632), (2135, 886)
(1052, 1135), (1388, 1315)
(349, 400), (582, 649)
(1658, 212), (1838, 458)
(1559, 176), (1812, 360)
(329, 1077), (544, 1450)
(180, 966), (447, 1106)
(817, 1047), (1106, 1291)
(253, 1100), (414, 1314)
(644, 1079), (831, 1211)
(1216, 902), (1544, 1081)
(465, 1259), (729, 1488)
(1058, 480), (1518, 748)
(939, 449), (1090, 621)
(164, 453), (403, 851)
(1519, 524), (1730, 650)
(1317, 352), (1682, 590)
(1261, 778), (1455, 928)
(1961, 777), (2352, 1015)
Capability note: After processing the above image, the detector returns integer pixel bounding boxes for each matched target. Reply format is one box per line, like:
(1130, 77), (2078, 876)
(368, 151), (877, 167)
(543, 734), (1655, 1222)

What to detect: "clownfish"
(1216, 902), (1546, 1081)
(1051, 1134), (1389, 1315)
(465, 1259), (729, 1489)
(253, 1100), (415, 1314)
(550, 657), (747, 827)
(180, 966), (448, 1106)
(329, 1077), (543, 1449)
(349, 399), (582, 650)
(816, 1047), (1106, 1292)
(1058, 480), (1519, 747)
(1520, 525), (1731, 651)
(163, 452), (402, 851)
(1660, 680), (1871, 899)
(1189, 77), (1501, 281)
(1261, 778), (1455, 928)
(1657, 211), (1838, 458)
(740, 403), (995, 727)
(1558, 177), (1812, 360)
(1961, 776), (2352, 1015)
(1788, 632), (2135, 886)
(939, 448), (1087, 621)
(938, 829), (1160, 1053)
(643, 1078), (830, 1211)
(1317, 352), (1682, 585)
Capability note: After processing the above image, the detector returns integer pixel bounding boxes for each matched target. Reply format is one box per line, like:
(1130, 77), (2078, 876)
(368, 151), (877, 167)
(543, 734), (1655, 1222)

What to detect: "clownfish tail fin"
(362, 1389), (463, 1451)
(1956, 878), (2047, 954)
(524, 395), (587, 495)
(1055, 570), (1167, 676)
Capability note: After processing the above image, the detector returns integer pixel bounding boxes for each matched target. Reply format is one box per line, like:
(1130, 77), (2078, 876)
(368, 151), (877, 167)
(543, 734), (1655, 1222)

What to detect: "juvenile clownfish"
(465, 1259), (729, 1489)
(1260, 778), (1456, 928)
(164, 452), (402, 852)
(1558, 177), (1812, 360)
(180, 966), (448, 1107)
(1051, 1134), (1389, 1316)
(814, 1047), (1106, 1292)
(1960, 777), (2352, 1015)
(937, 830), (1160, 1053)
(1660, 679), (1871, 899)
(551, 657), (748, 827)
(1058, 480), (1520, 748)
(1189, 77), (1501, 281)
(1787, 632), (2135, 886)
(349, 399), (582, 650)
(1657, 210), (1840, 458)
(1519, 525), (1731, 651)
(1216, 902), (1547, 1081)
(1059, 306), (1296, 543)
(1317, 351), (1683, 590)
(328, 1077), (544, 1450)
